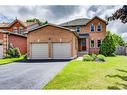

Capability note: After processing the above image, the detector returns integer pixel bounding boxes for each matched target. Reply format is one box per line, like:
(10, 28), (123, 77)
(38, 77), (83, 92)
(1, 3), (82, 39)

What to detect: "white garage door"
(53, 43), (71, 59)
(0, 45), (3, 59)
(31, 43), (48, 59)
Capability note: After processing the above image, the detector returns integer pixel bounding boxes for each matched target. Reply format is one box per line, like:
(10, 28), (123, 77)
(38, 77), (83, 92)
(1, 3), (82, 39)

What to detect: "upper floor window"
(13, 27), (18, 33)
(90, 40), (94, 48)
(19, 27), (23, 34)
(90, 24), (94, 32)
(97, 23), (102, 32)
(76, 26), (80, 32)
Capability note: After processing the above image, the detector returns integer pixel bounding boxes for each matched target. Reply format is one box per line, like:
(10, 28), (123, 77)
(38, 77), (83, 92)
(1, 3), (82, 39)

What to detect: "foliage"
(26, 18), (48, 26)
(107, 5), (127, 23)
(83, 54), (93, 61)
(24, 54), (27, 60)
(97, 54), (106, 62)
(6, 48), (21, 58)
(13, 48), (21, 58)
(100, 31), (116, 56)
(7, 48), (15, 57)
(42, 21), (48, 25)
(91, 53), (97, 59)
(110, 53), (116, 57)
(0, 56), (24, 65)
(112, 33), (125, 46)
(125, 43), (127, 47)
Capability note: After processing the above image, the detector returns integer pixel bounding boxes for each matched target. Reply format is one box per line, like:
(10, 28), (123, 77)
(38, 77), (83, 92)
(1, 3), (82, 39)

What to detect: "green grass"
(0, 56), (24, 65)
(44, 56), (127, 90)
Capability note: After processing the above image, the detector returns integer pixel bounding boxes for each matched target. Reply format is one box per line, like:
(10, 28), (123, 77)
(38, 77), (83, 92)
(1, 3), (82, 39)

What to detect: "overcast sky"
(0, 5), (127, 41)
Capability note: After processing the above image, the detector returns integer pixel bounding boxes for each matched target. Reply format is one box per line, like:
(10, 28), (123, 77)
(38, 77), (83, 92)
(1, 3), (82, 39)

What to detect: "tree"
(26, 18), (48, 26)
(100, 31), (116, 56)
(125, 43), (127, 47)
(112, 33), (125, 46)
(107, 5), (127, 23)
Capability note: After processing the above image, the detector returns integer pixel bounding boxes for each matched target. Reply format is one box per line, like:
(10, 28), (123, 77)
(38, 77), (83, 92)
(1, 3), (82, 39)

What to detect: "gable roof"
(60, 18), (90, 27)
(85, 16), (107, 25)
(60, 16), (107, 27)
(8, 19), (26, 27)
(0, 22), (9, 28)
(27, 23), (79, 37)
(0, 19), (38, 28)
(0, 30), (27, 38)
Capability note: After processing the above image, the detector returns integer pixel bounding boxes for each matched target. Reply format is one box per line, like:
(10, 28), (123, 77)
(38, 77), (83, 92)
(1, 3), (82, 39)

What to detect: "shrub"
(7, 48), (15, 57)
(24, 54), (27, 60)
(110, 53), (116, 56)
(97, 54), (106, 62)
(91, 53), (97, 59)
(83, 54), (93, 61)
(13, 48), (21, 58)
(100, 31), (116, 56)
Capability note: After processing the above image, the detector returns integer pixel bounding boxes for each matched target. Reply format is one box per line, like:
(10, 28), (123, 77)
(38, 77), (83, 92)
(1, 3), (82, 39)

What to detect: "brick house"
(60, 16), (107, 55)
(27, 16), (107, 59)
(0, 18), (39, 58)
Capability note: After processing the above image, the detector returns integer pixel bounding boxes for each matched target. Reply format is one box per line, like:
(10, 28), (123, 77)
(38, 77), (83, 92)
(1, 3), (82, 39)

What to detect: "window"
(82, 41), (86, 46)
(13, 27), (18, 33)
(97, 40), (101, 47)
(90, 40), (94, 48)
(90, 24), (94, 32)
(76, 26), (80, 32)
(97, 23), (102, 32)
(19, 27), (23, 34)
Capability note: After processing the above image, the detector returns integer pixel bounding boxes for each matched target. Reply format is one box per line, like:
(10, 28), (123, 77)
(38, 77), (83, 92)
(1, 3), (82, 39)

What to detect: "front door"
(82, 40), (86, 50)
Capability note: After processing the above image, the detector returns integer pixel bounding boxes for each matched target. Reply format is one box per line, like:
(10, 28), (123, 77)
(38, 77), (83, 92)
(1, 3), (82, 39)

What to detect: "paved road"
(0, 62), (68, 89)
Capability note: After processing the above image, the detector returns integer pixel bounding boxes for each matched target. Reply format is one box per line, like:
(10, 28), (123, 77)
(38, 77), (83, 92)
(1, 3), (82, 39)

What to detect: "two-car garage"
(31, 43), (71, 59)
(27, 24), (78, 59)
(0, 44), (3, 59)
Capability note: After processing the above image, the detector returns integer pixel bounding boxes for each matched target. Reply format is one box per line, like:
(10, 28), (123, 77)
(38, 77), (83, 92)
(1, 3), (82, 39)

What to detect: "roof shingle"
(60, 18), (90, 26)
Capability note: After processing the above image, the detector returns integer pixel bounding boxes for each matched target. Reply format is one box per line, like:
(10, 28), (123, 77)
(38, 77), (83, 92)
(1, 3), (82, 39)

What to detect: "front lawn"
(44, 56), (127, 89)
(0, 56), (24, 65)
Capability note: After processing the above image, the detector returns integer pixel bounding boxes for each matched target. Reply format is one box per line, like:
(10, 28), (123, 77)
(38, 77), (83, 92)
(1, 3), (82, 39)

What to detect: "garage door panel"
(0, 45), (3, 59)
(31, 43), (48, 59)
(53, 43), (71, 59)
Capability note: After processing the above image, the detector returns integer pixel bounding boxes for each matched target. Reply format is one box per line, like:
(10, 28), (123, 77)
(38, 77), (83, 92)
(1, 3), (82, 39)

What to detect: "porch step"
(78, 51), (88, 57)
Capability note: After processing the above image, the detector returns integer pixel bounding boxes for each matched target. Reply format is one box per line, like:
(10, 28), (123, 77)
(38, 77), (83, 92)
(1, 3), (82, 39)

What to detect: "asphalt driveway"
(0, 61), (68, 89)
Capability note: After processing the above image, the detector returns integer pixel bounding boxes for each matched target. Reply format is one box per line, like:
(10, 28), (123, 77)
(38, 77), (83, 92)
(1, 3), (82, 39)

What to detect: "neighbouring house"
(27, 23), (78, 59)
(60, 16), (107, 55)
(0, 18), (40, 58)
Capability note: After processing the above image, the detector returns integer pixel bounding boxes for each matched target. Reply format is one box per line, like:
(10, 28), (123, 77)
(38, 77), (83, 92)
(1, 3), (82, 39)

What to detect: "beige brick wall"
(3, 33), (8, 57)
(27, 25), (78, 58)
(65, 18), (106, 54)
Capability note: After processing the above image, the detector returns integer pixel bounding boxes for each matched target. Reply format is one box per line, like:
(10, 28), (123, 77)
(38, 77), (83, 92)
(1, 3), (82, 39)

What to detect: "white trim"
(19, 26), (23, 34)
(76, 26), (80, 32)
(90, 23), (95, 32)
(97, 23), (102, 32)
(90, 40), (95, 48)
(13, 27), (18, 33)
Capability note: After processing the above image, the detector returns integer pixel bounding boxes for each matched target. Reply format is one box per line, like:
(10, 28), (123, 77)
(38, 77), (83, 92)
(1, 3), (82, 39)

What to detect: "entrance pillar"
(86, 38), (89, 52)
